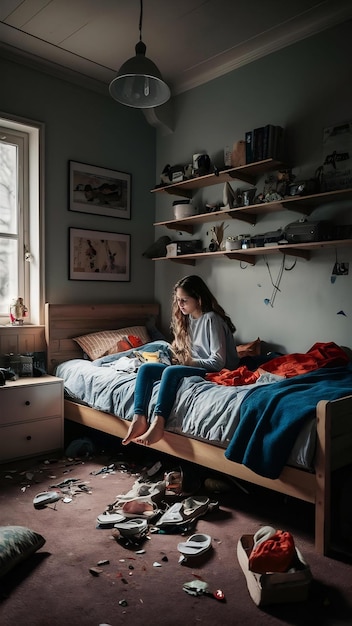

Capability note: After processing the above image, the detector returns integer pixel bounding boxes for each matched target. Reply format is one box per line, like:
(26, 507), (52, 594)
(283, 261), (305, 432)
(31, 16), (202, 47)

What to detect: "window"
(0, 115), (43, 326)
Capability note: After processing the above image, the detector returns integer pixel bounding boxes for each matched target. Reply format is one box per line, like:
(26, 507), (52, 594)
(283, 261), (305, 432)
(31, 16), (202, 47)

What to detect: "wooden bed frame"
(45, 302), (352, 556)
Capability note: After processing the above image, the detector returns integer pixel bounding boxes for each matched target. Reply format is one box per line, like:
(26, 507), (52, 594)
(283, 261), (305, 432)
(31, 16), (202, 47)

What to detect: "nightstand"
(0, 375), (64, 462)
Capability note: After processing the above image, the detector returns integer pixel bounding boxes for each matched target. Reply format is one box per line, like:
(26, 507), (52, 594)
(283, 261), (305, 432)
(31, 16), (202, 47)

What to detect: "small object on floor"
(33, 491), (61, 509)
(97, 559), (110, 566)
(183, 580), (226, 602)
(113, 478), (165, 504)
(50, 477), (81, 488)
(164, 468), (183, 496)
(89, 566), (103, 576)
(146, 461), (162, 477)
(113, 518), (148, 537)
(90, 464), (116, 476)
(97, 513), (126, 527)
(156, 496), (210, 527)
(177, 533), (212, 558)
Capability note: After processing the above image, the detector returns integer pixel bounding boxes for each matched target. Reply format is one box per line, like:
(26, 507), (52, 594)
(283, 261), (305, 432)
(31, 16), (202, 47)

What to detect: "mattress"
(56, 340), (317, 472)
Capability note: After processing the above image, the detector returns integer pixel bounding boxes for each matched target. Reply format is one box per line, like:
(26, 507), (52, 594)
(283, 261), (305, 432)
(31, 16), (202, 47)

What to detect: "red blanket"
(206, 342), (349, 386)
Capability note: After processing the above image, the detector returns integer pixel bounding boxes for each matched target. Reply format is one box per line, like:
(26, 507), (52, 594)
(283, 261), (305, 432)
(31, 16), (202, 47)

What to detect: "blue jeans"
(133, 363), (206, 423)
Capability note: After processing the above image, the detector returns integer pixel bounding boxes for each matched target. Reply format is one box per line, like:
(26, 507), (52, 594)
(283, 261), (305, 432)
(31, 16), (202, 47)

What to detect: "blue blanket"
(225, 364), (352, 479)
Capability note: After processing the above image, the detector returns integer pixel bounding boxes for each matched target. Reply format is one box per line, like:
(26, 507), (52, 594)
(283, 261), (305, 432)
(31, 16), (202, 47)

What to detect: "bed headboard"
(45, 302), (160, 374)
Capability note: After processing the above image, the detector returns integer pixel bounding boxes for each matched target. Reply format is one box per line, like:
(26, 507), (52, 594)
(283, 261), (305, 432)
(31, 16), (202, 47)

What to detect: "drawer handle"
(25, 400), (31, 406)
(26, 435), (32, 441)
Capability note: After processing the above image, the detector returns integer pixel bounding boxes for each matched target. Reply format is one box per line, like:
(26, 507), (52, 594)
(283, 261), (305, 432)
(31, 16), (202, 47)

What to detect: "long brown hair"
(170, 275), (236, 364)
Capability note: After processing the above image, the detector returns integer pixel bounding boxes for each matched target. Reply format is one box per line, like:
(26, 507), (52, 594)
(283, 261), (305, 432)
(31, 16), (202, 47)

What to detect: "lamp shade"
(109, 41), (170, 108)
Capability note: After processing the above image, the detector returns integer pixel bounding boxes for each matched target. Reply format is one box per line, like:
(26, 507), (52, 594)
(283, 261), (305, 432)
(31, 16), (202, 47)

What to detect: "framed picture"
(69, 160), (131, 219)
(69, 228), (130, 282)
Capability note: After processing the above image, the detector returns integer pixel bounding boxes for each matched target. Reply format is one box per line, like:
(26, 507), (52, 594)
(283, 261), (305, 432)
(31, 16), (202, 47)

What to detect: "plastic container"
(172, 200), (196, 219)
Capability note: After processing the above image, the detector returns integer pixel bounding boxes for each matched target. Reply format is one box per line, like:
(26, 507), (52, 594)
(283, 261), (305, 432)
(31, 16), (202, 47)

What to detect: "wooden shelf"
(151, 158), (283, 198)
(153, 239), (352, 266)
(154, 188), (352, 233)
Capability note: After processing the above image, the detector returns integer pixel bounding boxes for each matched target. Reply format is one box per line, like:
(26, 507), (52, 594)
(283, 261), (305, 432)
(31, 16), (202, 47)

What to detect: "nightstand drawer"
(0, 417), (63, 461)
(0, 381), (62, 425)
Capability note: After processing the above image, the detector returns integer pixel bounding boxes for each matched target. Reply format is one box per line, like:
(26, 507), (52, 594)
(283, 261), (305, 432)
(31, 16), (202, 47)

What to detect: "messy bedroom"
(1, 2), (352, 625)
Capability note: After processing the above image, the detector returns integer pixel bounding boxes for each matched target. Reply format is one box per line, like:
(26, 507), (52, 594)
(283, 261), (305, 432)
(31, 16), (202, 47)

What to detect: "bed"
(45, 302), (352, 556)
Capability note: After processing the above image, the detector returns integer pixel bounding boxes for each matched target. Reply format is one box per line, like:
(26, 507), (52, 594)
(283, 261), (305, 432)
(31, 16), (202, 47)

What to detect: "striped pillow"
(73, 326), (151, 360)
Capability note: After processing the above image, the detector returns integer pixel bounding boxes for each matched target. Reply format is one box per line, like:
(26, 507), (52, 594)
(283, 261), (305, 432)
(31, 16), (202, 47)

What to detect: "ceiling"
(1, 0), (352, 98)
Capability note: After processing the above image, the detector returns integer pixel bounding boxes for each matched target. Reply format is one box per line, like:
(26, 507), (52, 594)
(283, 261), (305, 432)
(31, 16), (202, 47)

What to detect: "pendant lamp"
(109, 0), (170, 108)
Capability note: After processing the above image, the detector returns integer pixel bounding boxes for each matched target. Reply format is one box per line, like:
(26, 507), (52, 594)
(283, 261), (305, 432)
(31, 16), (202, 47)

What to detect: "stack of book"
(245, 125), (284, 164)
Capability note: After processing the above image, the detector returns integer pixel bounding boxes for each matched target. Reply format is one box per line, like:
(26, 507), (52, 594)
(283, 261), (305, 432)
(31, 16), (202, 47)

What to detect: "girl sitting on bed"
(122, 274), (238, 446)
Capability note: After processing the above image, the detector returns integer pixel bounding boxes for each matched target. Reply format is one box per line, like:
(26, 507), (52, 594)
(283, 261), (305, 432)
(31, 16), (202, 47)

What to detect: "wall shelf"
(154, 188), (352, 233)
(151, 158), (283, 198)
(153, 239), (352, 266)
(151, 156), (352, 266)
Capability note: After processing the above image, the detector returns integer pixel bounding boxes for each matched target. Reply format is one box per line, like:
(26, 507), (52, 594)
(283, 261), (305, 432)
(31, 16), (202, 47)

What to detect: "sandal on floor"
(156, 496), (210, 527)
(114, 518), (148, 537)
(114, 480), (166, 505)
(164, 468), (183, 496)
(33, 491), (61, 509)
(97, 513), (126, 527)
(177, 533), (212, 557)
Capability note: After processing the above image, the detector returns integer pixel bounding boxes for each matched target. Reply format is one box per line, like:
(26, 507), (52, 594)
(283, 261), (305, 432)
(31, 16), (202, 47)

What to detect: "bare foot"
(122, 415), (148, 445)
(135, 415), (165, 446)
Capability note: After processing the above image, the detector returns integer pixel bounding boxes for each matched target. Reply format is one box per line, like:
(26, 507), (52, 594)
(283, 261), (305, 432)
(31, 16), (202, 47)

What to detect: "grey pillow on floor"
(0, 525), (46, 576)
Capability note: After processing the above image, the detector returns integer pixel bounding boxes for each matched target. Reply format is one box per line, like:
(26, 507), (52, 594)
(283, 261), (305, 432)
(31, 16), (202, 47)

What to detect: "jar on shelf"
(225, 236), (241, 251)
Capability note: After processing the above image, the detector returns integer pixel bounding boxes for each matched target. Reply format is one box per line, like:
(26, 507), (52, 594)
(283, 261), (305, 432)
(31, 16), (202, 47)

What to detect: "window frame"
(0, 113), (44, 326)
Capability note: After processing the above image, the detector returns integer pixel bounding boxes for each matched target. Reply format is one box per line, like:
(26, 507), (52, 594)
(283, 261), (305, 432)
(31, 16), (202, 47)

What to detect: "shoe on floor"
(114, 479), (166, 504)
(96, 513), (126, 527)
(177, 533), (212, 557)
(156, 496), (210, 527)
(114, 518), (148, 537)
(33, 491), (61, 509)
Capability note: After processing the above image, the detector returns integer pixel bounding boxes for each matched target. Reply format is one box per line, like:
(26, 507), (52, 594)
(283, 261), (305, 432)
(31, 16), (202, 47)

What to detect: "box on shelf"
(237, 534), (312, 606)
(176, 240), (202, 255)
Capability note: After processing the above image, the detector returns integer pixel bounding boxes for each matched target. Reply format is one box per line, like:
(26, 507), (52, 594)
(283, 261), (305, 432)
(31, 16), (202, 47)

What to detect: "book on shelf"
(263, 124), (276, 159)
(253, 127), (264, 162)
(245, 124), (284, 163)
(245, 130), (253, 164)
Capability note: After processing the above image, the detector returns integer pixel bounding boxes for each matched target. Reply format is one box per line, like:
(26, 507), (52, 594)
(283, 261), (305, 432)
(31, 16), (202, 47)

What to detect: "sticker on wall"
(337, 310), (347, 316)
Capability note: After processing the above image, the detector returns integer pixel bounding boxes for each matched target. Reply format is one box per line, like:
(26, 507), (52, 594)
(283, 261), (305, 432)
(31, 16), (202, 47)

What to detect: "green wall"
(154, 20), (352, 352)
(1, 54), (157, 304)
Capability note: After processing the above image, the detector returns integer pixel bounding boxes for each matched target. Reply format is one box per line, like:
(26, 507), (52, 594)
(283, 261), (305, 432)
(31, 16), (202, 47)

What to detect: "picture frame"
(69, 228), (130, 282)
(69, 160), (131, 219)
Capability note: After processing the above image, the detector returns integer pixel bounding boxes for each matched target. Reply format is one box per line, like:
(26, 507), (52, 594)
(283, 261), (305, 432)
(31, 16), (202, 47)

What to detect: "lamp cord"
(139, 0), (143, 41)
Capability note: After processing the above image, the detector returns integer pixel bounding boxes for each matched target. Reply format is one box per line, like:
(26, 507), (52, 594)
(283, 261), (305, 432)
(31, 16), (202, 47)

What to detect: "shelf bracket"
(164, 223), (194, 235)
(224, 253), (256, 265)
(228, 210), (257, 225)
(279, 248), (311, 260)
(227, 171), (255, 185)
(280, 201), (313, 216)
(162, 187), (192, 199)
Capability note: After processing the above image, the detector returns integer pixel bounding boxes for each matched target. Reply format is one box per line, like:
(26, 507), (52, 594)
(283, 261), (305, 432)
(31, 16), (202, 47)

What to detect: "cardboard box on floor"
(237, 534), (312, 606)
